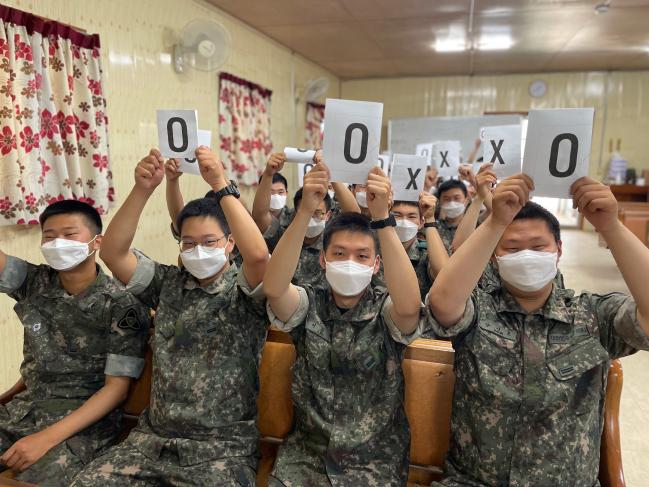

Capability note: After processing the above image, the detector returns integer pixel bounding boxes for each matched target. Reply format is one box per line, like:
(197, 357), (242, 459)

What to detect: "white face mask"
(325, 259), (374, 297)
(395, 219), (419, 243)
(355, 191), (368, 208)
(328, 189), (335, 200)
(270, 194), (287, 211)
(180, 245), (228, 280)
(305, 217), (326, 238)
(441, 201), (466, 219)
(41, 236), (97, 271)
(496, 250), (558, 293)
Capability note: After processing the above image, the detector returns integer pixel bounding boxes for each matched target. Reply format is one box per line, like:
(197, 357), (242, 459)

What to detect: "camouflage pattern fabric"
(267, 283), (429, 487)
(292, 236), (326, 289)
(406, 239), (432, 301)
(436, 219), (458, 255)
(72, 253), (267, 485)
(264, 206), (296, 252)
(0, 256), (149, 485)
(428, 283), (649, 487)
(71, 438), (256, 486)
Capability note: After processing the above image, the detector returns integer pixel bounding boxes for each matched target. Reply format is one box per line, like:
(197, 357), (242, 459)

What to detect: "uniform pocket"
(467, 321), (518, 376)
(305, 320), (330, 371)
(546, 337), (609, 381)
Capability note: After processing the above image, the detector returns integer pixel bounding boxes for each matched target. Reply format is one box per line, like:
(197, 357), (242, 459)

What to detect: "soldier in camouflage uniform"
(72, 147), (269, 486)
(264, 162), (428, 486)
(436, 179), (470, 254)
(392, 192), (449, 300)
(0, 200), (149, 486)
(252, 152), (296, 252)
(427, 174), (649, 487)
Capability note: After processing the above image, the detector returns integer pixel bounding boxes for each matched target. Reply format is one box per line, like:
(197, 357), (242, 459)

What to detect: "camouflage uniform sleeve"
(236, 265), (267, 318)
(263, 216), (285, 253)
(124, 249), (168, 310)
(588, 292), (649, 358)
(0, 255), (34, 301)
(105, 295), (150, 378)
(381, 296), (426, 345)
(266, 285), (310, 332)
(424, 291), (477, 338)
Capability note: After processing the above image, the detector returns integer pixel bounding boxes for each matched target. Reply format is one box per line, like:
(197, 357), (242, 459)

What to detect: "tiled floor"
(559, 228), (649, 487)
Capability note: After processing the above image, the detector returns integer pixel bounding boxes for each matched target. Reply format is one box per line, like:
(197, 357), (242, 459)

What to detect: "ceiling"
(207, 0), (649, 79)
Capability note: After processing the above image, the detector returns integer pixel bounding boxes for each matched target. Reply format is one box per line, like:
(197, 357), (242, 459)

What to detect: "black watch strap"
(424, 221), (438, 228)
(212, 183), (240, 202)
(370, 214), (397, 230)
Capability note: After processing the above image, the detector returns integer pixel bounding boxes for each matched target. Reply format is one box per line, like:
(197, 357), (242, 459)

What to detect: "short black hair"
(39, 200), (102, 234)
(392, 200), (420, 213)
(176, 197), (230, 235)
(258, 172), (288, 190)
(322, 212), (379, 254)
(513, 201), (561, 243)
(293, 188), (332, 212)
(437, 179), (468, 199)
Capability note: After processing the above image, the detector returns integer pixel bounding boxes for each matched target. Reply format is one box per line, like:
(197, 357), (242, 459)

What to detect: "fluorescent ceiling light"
(477, 35), (513, 51)
(433, 38), (467, 52)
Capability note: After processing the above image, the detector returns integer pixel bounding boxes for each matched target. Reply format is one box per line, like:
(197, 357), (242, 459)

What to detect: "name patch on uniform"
(478, 320), (516, 341)
(118, 309), (141, 331)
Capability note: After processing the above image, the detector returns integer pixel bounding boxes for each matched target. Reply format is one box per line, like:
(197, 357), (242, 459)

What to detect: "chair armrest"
(0, 379), (26, 406)
(599, 359), (626, 487)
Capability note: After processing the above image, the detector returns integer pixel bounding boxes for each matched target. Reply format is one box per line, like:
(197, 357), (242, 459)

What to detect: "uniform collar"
(405, 240), (422, 261)
(303, 234), (323, 251)
(494, 282), (574, 325)
(183, 263), (237, 295)
(42, 264), (108, 304)
(320, 282), (384, 325)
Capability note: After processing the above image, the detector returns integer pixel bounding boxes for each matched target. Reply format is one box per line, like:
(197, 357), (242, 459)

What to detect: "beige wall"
(0, 0), (339, 391)
(341, 71), (649, 179)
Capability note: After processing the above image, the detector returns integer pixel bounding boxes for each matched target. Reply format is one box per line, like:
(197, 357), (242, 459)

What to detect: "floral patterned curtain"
(305, 101), (325, 149)
(218, 72), (272, 187)
(0, 5), (112, 226)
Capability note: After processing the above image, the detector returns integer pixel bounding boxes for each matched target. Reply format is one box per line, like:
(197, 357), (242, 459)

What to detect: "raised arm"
(252, 152), (286, 234)
(196, 147), (268, 287)
(0, 375), (130, 472)
(466, 138), (482, 164)
(367, 167), (421, 334)
(419, 191), (449, 278)
(571, 177), (649, 333)
(452, 165), (496, 251)
(314, 150), (360, 213)
(164, 159), (184, 234)
(99, 149), (165, 284)
(429, 174), (534, 327)
(264, 163), (329, 321)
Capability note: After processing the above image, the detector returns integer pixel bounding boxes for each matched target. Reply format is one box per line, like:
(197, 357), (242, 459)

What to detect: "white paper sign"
(322, 98), (383, 184)
(284, 147), (315, 164)
(481, 124), (522, 179)
(415, 142), (434, 164)
(377, 153), (391, 175)
(432, 140), (461, 178)
(297, 162), (315, 187)
(177, 129), (212, 175)
(391, 154), (428, 202)
(523, 108), (594, 198)
(157, 109), (198, 158)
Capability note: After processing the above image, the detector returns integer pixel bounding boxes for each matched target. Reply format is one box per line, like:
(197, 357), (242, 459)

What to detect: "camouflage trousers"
(0, 403), (86, 486)
(71, 440), (257, 487)
(268, 432), (408, 487)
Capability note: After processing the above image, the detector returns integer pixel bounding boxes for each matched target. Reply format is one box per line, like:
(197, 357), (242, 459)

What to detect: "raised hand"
(196, 146), (227, 190)
(164, 158), (183, 181)
(264, 152), (287, 176)
(135, 149), (165, 191)
(571, 177), (619, 233)
(300, 162), (330, 215)
(366, 166), (392, 220)
(491, 173), (534, 226)
(419, 192), (438, 222)
(475, 164), (497, 200)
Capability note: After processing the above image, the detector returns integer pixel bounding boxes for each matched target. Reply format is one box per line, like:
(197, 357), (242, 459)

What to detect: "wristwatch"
(370, 214), (396, 230)
(424, 221), (438, 228)
(212, 183), (240, 202)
